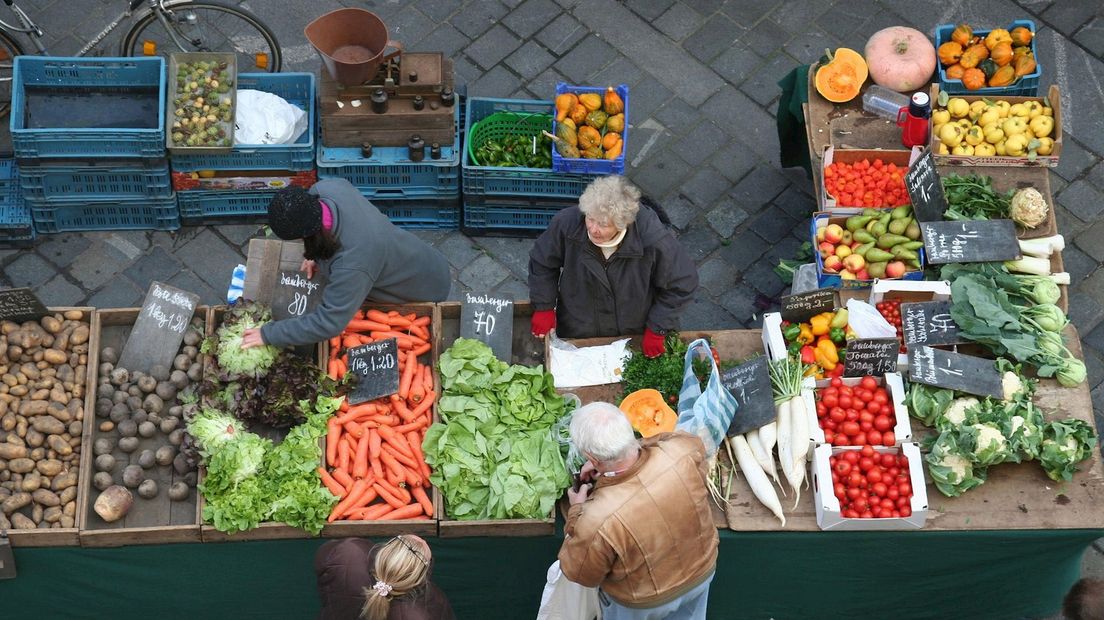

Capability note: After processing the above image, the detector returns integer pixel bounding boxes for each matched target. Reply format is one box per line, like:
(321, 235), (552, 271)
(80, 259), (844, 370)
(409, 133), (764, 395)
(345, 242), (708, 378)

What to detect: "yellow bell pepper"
(810, 313), (833, 336)
(816, 338), (839, 365)
(814, 348), (836, 371)
(798, 324), (814, 345)
(830, 309), (849, 329)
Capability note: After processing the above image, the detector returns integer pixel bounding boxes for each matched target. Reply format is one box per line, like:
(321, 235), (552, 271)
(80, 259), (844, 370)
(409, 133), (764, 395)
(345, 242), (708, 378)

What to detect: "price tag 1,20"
(347, 338), (400, 404)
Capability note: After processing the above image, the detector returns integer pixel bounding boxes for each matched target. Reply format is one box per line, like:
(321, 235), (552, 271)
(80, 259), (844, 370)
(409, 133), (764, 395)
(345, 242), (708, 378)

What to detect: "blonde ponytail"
(361, 536), (431, 620)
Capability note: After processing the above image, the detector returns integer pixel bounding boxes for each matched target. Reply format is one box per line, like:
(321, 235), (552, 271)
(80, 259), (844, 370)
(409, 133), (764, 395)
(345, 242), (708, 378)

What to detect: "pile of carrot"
(318, 308), (436, 522)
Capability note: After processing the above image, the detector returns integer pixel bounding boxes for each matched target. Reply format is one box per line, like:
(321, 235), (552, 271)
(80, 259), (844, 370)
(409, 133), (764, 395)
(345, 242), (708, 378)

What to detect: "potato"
(0, 443), (27, 459)
(70, 325), (89, 346)
(43, 505), (62, 523)
(42, 349), (67, 365)
(20, 470), (40, 492)
(93, 471), (113, 491)
(59, 514), (74, 528)
(99, 421), (114, 433)
(25, 428), (44, 448)
(168, 405), (183, 418)
(169, 370), (188, 389)
(41, 316), (61, 334)
(154, 383), (176, 402)
(138, 421), (157, 438)
(127, 385), (142, 398)
(93, 485), (133, 522)
(168, 428), (184, 446)
(137, 479), (158, 500)
(29, 447), (45, 461)
(154, 445), (175, 466)
(117, 437), (139, 453)
(137, 450), (155, 469)
(31, 416), (65, 435)
(95, 399), (112, 419)
(46, 434), (71, 456)
(8, 458), (34, 474)
(11, 512), (35, 529)
(126, 395), (142, 411)
(93, 437), (114, 456)
(173, 452), (191, 475)
(131, 410), (148, 425)
(187, 364), (203, 382)
(160, 417), (179, 435)
(122, 465), (143, 488)
(32, 488), (60, 507)
(51, 471), (77, 491)
(109, 367), (129, 386)
(142, 393), (164, 415)
(173, 354), (191, 372)
(36, 459), (63, 477)
(19, 400), (48, 417)
(63, 310), (84, 321)
(116, 420), (137, 438)
(1, 491), (31, 514)
(59, 486), (76, 505)
(183, 329), (202, 347)
(109, 403), (129, 423)
(95, 454), (116, 473)
(149, 364), (171, 382)
(137, 376), (157, 394)
(99, 348), (117, 366)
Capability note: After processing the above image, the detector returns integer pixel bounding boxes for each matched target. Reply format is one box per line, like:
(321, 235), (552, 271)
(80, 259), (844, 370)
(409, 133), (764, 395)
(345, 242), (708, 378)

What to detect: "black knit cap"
(268, 186), (322, 240)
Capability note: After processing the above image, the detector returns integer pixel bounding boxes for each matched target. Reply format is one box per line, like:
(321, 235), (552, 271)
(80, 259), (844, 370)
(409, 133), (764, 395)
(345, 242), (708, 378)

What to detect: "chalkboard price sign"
(922, 219), (1020, 264)
(348, 338), (400, 404)
(118, 281), (200, 374)
(905, 147), (947, 224)
(460, 293), (514, 361)
(243, 239), (328, 322)
(908, 345), (1004, 398)
(780, 289), (837, 323)
(901, 300), (963, 347)
(273, 270), (324, 321)
(0, 288), (49, 323)
(844, 338), (900, 377)
(723, 356), (775, 437)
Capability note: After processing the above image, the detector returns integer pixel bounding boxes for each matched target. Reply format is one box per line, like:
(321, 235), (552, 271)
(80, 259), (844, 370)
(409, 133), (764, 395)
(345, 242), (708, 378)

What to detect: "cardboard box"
(936, 164), (1057, 240)
(868, 279), (953, 370)
(820, 147), (920, 211)
(811, 442), (928, 530)
(810, 373), (912, 446)
(930, 84), (1062, 168)
(812, 209), (925, 289)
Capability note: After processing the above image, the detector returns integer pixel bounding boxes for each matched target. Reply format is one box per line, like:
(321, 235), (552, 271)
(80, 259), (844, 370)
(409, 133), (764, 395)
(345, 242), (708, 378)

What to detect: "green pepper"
(787, 340), (803, 356)
(782, 324), (802, 343)
(837, 349), (846, 363)
(829, 327), (846, 345)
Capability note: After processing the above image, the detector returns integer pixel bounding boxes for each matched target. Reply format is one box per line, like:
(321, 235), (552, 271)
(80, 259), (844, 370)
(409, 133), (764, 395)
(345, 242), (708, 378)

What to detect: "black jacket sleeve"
(528, 214), (569, 311)
(646, 234), (699, 333)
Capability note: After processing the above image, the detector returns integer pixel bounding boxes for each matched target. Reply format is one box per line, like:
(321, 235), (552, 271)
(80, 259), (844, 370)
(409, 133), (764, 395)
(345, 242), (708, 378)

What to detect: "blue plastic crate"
(11, 57), (166, 159)
(372, 194), (460, 230)
(462, 194), (577, 233)
(811, 212), (924, 289)
(935, 21), (1040, 96)
(19, 160), (172, 201)
(551, 84), (629, 175)
(0, 162), (31, 236)
(170, 73), (317, 172)
(30, 194), (179, 233)
(317, 102), (460, 198)
(177, 188), (277, 222)
(463, 98), (600, 199)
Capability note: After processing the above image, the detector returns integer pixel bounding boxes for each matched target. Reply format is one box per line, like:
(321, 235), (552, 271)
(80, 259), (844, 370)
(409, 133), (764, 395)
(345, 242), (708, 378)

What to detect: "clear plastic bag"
(845, 299), (896, 338)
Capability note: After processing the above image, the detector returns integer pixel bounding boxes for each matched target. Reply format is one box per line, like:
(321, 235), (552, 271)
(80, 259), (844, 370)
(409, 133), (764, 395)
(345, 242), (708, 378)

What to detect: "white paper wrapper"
(548, 332), (630, 388)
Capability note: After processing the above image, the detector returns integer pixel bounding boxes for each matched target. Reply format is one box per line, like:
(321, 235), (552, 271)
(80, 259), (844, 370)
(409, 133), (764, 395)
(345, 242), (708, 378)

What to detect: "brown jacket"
(558, 432), (719, 608)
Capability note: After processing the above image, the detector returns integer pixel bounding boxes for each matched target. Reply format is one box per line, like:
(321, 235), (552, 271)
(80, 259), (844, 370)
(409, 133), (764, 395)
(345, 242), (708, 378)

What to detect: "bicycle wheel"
(0, 28), (26, 120)
(121, 0), (281, 72)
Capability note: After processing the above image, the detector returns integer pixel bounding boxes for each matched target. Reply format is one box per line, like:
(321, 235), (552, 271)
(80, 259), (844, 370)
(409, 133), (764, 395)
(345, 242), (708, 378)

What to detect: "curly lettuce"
(210, 300), (279, 379)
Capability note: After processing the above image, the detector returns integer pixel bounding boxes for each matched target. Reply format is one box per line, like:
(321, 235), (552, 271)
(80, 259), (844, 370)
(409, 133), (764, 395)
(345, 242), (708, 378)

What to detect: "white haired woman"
(528, 176), (698, 357)
(558, 402), (718, 619)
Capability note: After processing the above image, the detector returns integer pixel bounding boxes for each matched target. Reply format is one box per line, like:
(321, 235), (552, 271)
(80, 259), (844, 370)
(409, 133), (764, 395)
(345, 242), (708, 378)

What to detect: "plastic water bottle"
(862, 85), (910, 121)
(227, 264), (246, 304)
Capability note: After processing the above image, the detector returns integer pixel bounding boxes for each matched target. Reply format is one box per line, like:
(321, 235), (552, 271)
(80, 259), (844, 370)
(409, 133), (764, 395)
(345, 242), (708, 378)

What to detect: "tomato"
(846, 409), (859, 421)
(860, 421), (873, 433)
(839, 386), (852, 397)
(900, 506), (912, 518)
(859, 411), (875, 424)
(892, 510), (902, 518)
(880, 454), (896, 468)
(841, 421), (860, 436)
(834, 483), (846, 499)
(843, 451), (859, 464)
(852, 498), (868, 512)
(873, 391), (888, 405)
(838, 395), (852, 410)
(871, 508), (883, 518)
(824, 420), (837, 431)
(848, 471), (863, 487)
(815, 402), (827, 417)
(859, 457), (875, 472)
(881, 499), (896, 511)
(846, 487), (861, 500)
(860, 445), (875, 458)
(882, 431), (896, 446)
(879, 404), (893, 417)
(867, 468), (883, 484)
(898, 482), (912, 497)
(834, 460), (852, 475)
(866, 430), (883, 445)
(829, 408), (846, 423)
(866, 400), (881, 413)
(852, 432), (867, 446)
(886, 467), (900, 479)
(822, 393), (838, 408)
(887, 487), (899, 500)
(844, 509), (859, 519)
(832, 434), (849, 446)
(830, 377), (843, 388)
(861, 511), (874, 519)
(898, 455), (909, 467)
(872, 482), (888, 497)
(823, 429), (835, 443)
(860, 376), (878, 391)
(874, 415), (893, 432)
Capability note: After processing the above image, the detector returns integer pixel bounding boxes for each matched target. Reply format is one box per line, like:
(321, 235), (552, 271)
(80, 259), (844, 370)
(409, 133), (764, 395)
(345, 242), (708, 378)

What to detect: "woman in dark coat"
(315, 536), (455, 620)
(528, 176), (699, 357)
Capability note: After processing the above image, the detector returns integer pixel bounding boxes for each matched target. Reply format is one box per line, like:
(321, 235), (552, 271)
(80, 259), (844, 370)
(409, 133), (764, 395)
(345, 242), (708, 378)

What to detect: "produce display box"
(930, 84), (1062, 167)
(935, 164), (1057, 240)
(868, 279), (953, 369)
(165, 52), (236, 156)
(811, 210), (925, 289)
(935, 20), (1040, 96)
(318, 101), (460, 199)
(320, 302), (440, 538)
(4, 307), (95, 548)
(820, 147), (919, 211)
(10, 57), (167, 160)
(171, 169), (316, 192)
(463, 97), (598, 199)
(170, 72), (315, 170)
(17, 158), (172, 202)
(199, 306), (328, 542)
(811, 442), (928, 530)
(373, 194), (461, 231)
(0, 160), (33, 246)
(552, 84), (629, 175)
(810, 373), (912, 446)
(77, 307), (205, 547)
(29, 194), (180, 234)
(461, 194), (578, 237)
(437, 300), (543, 367)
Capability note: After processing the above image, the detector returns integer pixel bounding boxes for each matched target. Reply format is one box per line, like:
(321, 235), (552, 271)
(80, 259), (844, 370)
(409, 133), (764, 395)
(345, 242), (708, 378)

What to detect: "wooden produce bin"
(935, 164), (1057, 239)
(930, 84), (1063, 167)
(78, 307), (205, 547)
(2, 308), (94, 547)
(319, 302), (439, 539)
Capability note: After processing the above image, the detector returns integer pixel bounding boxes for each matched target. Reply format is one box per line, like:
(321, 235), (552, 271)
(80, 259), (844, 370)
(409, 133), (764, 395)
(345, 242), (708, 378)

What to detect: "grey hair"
(577, 175), (641, 230)
(570, 402), (639, 463)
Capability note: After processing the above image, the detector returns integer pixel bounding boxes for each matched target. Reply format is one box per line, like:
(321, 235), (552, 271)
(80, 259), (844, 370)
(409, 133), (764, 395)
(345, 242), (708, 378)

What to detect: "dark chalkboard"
(272, 269), (326, 322)
(906, 147), (947, 223)
(243, 239), (328, 322)
(844, 338), (900, 377)
(348, 338), (400, 404)
(921, 219), (1021, 264)
(0, 288), (49, 323)
(780, 289), (838, 323)
(118, 281), (200, 374)
(460, 292), (514, 362)
(723, 356), (774, 437)
(901, 300), (963, 347)
(908, 345), (1003, 398)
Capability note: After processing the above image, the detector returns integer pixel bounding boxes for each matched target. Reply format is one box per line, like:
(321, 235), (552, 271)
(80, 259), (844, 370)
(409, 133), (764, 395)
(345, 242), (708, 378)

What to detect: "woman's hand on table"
(241, 328), (265, 349)
(301, 259), (317, 279)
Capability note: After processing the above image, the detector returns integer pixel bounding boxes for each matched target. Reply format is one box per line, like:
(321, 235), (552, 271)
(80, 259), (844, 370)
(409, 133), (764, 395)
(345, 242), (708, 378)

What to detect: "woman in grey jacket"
(528, 176), (698, 357)
(242, 179), (451, 349)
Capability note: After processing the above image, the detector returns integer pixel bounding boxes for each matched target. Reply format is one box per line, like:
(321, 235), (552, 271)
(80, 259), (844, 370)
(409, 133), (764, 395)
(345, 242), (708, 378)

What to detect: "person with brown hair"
(1064, 578), (1104, 620)
(315, 535), (455, 620)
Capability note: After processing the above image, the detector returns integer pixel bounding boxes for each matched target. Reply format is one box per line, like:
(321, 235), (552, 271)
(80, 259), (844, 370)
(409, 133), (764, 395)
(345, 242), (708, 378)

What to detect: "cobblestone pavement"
(4, 0), (1104, 580)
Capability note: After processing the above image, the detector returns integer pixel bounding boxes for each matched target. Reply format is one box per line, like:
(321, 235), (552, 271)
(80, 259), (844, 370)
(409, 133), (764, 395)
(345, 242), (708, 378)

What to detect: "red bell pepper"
(800, 345), (817, 365)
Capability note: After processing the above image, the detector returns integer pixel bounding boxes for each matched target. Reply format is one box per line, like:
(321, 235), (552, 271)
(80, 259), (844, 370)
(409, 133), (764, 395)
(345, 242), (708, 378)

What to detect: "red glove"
(642, 328), (665, 358)
(531, 310), (557, 337)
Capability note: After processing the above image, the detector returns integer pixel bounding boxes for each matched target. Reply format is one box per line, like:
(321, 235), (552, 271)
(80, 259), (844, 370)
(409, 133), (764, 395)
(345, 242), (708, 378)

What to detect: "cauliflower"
(969, 423), (1012, 466)
(1001, 372), (1025, 401)
(939, 453), (971, 482)
(938, 396), (979, 430)
(926, 431), (988, 497)
(1009, 187), (1048, 229)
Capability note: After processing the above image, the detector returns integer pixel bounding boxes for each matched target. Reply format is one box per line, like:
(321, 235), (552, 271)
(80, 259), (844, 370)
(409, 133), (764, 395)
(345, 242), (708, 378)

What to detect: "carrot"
(332, 468), (354, 488)
(353, 503), (394, 521)
(368, 428), (382, 460)
(383, 443), (419, 470)
(422, 365), (434, 392)
(365, 309), (390, 323)
(409, 363), (426, 403)
(403, 467), (422, 488)
(373, 482), (406, 509)
(343, 434), (358, 454)
(329, 479), (370, 521)
(348, 319), (392, 332)
(409, 324), (430, 341)
(370, 330), (428, 346)
(378, 503), (424, 520)
(392, 419), (428, 434)
(380, 449), (405, 477)
(378, 425), (414, 459)
(386, 314), (413, 328)
(353, 431), (371, 479)
(392, 396), (417, 422)
(326, 420), (341, 467)
(404, 313), (417, 322)
(343, 421), (365, 439)
(411, 486), (434, 517)
(337, 439), (352, 472)
(406, 432), (430, 476)
(408, 342), (429, 357)
(329, 336), (341, 351)
(335, 404), (379, 425)
(342, 487), (379, 517)
(411, 316), (431, 328)
(327, 358), (340, 379)
(319, 468), (346, 497)
(410, 390), (436, 419)
(398, 351), (416, 399)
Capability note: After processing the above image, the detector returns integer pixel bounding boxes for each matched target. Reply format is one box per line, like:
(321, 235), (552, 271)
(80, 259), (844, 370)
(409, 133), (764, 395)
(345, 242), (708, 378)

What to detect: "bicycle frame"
(0, 0), (195, 57)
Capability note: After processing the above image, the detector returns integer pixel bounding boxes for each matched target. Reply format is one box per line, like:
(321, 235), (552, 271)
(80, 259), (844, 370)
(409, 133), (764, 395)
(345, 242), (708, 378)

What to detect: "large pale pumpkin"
(814, 47), (868, 103)
(864, 26), (936, 93)
(620, 389), (677, 437)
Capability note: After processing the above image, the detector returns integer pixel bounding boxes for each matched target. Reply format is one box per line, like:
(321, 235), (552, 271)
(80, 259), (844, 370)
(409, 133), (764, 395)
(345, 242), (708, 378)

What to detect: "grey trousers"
(597, 571), (715, 620)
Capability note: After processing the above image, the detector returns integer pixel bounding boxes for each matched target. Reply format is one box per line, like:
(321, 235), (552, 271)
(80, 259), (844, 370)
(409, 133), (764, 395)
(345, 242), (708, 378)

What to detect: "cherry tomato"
(834, 460), (852, 475)
(900, 506), (912, 518)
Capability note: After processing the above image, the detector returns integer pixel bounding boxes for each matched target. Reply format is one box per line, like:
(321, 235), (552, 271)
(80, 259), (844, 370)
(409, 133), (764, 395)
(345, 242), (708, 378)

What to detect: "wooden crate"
(930, 84), (1063, 167)
(4, 308), (95, 548)
(437, 300), (544, 367)
(935, 164), (1057, 239)
(77, 307), (206, 547)
(320, 302), (439, 538)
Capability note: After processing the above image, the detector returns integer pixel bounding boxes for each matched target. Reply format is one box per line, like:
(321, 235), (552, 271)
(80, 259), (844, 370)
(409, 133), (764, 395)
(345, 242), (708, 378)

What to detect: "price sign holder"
(460, 293), (514, 361)
(780, 289), (838, 323)
(347, 338), (400, 404)
(723, 356), (775, 437)
(901, 300), (963, 347)
(118, 281), (199, 374)
(908, 345), (1004, 398)
(921, 220), (1020, 264)
(243, 239), (327, 321)
(843, 338), (900, 377)
(0, 288), (49, 323)
(906, 147), (948, 223)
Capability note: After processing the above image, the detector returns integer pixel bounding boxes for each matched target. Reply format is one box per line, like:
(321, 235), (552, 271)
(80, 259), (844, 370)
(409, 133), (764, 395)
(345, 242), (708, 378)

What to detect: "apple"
(839, 270), (857, 281)
(835, 245), (852, 259)
(819, 241), (836, 257)
(855, 268), (870, 280)
(823, 255), (842, 272)
(816, 224), (827, 242)
(842, 254), (865, 273)
(824, 223), (844, 244)
(885, 261), (907, 278)
(841, 230), (854, 245)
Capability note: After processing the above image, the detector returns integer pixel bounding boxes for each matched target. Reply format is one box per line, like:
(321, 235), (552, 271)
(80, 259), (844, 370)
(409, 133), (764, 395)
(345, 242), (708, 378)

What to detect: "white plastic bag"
(548, 330), (630, 389)
(845, 299), (896, 338)
(536, 561), (600, 620)
(234, 89), (307, 145)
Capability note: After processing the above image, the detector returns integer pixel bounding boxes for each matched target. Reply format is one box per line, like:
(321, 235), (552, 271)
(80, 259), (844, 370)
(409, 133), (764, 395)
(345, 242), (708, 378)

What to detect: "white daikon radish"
(776, 398), (794, 494)
(770, 357), (810, 509)
(746, 428), (779, 485)
(790, 391), (810, 466)
(729, 435), (785, 527)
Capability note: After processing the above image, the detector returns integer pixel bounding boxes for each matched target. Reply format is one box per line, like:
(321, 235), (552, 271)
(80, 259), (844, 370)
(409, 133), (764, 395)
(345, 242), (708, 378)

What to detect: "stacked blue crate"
(0, 161), (33, 245)
(11, 57), (179, 233)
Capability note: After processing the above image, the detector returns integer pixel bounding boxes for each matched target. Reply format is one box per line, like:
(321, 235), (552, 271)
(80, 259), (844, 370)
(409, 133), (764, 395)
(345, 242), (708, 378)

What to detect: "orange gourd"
(604, 139), (622, 160)
(814, 47), (868, 103)
(603, 87), (624, 115)
(962, 67), (986, 90)
(579, 92), (602, 112)
(990, 41), (1013, 67)
(569, 103), (588, 125)
(988, 65), (1016, 87)
(605, 113), (624, 133)
(951, 24), (973, 46)
(555, 93), (577, 122)
(946, 64), (966, 79)
(602, 132), (621, 150)
(985, 28), (1012, 51)
(959, 43), (988, 69)
(1010, 26), (1033, 47)
(1014, 53), (1037, 77)
(938, 42), (963, 66)
(577, 125), (601, 150)
(619, 389), (677, 438)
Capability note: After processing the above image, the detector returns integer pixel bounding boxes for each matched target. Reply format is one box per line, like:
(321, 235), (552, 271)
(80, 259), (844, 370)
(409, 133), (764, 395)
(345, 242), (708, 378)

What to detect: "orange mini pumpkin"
(985, 28), (1012, 50)
(946, 63), (966, 79)
(959, 43), (989, 69)
(962, 67), (986, 90)
(1014, 53), (1037, 77)
(620, 389), (677, 437)
(990, 41), (1013, 67)
(988, 65), (1016, 87)
(951, 24), (973, 46)
(938, 42), (963, 66)
(1010, 26), (1033, 47)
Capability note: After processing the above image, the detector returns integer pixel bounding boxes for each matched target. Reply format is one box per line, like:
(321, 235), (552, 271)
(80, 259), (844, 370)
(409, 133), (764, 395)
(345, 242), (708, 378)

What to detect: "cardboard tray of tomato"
(810, 373), (912, 448)
(812, 442), (928, 530)
(820, 147), (920, 211)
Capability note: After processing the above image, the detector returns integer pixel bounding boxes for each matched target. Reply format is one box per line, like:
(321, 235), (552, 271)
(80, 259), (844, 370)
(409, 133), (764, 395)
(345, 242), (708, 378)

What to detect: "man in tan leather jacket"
(558, 402), (718, 619)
